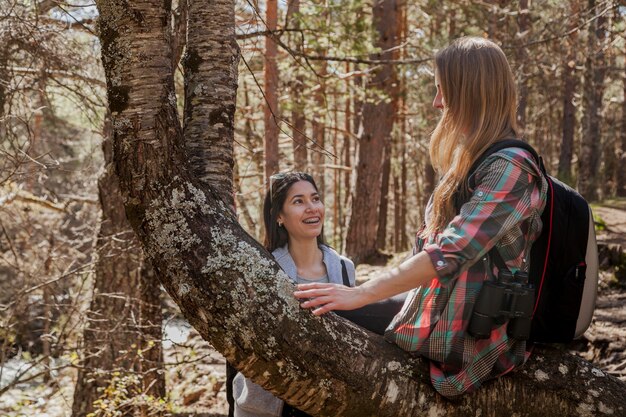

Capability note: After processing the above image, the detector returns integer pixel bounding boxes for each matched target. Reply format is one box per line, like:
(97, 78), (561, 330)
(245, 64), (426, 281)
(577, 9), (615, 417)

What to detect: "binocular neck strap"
(488, 246), (511, 275)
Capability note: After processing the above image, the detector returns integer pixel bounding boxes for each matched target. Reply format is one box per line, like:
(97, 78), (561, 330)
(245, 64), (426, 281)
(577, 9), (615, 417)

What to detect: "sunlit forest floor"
(2, 201), (625, 417)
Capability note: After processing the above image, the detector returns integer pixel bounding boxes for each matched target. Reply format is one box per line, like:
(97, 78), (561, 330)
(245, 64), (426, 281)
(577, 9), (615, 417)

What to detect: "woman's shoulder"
(271, 245), (290, 261)
(271, 245), (298, 280)
(476, 146), (541, 178)
(321, 245), (355, 269)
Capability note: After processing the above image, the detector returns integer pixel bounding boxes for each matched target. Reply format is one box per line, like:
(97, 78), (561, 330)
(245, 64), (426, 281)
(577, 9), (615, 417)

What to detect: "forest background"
(1, 0), (625, 416)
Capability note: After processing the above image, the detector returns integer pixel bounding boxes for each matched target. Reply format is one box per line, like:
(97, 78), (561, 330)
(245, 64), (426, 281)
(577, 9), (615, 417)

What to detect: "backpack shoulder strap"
(465, 139), (545, 275)
(340, 259), (351, 287)
(467, 139), (544, 189)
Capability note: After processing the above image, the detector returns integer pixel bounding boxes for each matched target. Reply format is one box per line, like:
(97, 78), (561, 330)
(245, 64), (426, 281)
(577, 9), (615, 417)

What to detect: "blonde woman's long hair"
(422, 36), (520, 238)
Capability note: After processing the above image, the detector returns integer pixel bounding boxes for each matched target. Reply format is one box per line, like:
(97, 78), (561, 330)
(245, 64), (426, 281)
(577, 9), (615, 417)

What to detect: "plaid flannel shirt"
(384, 147), (548, 397)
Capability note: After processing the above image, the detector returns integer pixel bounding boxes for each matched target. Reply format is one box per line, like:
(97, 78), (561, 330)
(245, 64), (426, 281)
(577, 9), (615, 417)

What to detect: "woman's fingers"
(301, 297), (337, 315)
(312, 303), (336, 316)
(294, 283), (337, 299)
(295, 283), (362, 314)
(300, 295), (331, 308)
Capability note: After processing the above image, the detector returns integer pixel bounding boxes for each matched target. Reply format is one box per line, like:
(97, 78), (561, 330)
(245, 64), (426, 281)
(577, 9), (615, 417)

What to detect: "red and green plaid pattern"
(385, 148), (548, 397)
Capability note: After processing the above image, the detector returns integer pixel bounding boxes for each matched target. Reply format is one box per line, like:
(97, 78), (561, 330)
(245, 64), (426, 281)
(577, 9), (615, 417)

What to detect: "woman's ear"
(277, 215), (284, 227)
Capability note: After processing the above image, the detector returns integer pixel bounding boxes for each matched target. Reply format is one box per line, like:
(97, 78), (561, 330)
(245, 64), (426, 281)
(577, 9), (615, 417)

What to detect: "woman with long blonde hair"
(295, 37), (548, 397)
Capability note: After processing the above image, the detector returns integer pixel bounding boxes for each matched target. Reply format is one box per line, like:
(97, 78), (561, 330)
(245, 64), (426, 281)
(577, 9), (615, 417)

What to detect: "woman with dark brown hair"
(233, 172), (355, 417)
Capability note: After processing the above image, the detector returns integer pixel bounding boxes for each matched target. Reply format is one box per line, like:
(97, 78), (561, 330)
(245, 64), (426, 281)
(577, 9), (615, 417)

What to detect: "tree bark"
(345, 0), (398, 264)
(618, 53), (626, 197)
(311, 64), (327, 196)
(0, 45), (7, 120)
(138, 261), (166, 408)
(72, 117), (164, 417)
(557, 7), (579, 185)
(578, 0), (607, 201)
(264, 0), (280, 181)
(376, 141), (392, 251)
(95, 1), (626, 416)
(515, 0), (529, 131)
(287, 0), (307, 172)
(183, 0), (239, 208)
(241, 76), (266, 239)
(422, 162), (435, 213)
(398, 2), (408, 251)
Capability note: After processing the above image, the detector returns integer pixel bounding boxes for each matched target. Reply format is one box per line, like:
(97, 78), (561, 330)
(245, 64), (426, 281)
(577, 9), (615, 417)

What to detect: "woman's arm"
(294, 250), (437, 315)
(296, 149), (545, 316)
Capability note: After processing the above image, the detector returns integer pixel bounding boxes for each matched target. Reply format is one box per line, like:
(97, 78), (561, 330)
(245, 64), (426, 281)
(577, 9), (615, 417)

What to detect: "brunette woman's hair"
(263, 172), (326, 252)
(423, 36), (519, 237)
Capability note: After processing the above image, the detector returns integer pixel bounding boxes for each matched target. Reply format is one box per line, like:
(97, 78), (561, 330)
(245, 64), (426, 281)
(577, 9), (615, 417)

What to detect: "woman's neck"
(287, 238), (323, 270)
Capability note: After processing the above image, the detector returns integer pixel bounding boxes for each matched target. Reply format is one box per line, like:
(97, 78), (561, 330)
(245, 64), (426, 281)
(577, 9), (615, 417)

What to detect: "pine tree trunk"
(233, 158), (257, 234)
(242, 77), (265, 238)
(138, 261), (165, 407)
(422, 163), (435, 211)
(292, 98), (307, 171)
(71, 121), (146, 417)
(400, 141), (408, 249)
(578, 0), (606, 201)
(340, 64), (352, 252)
(0, 45), (7, 120)
(618, 53), (626, 197)
(288, 0), (307, 171)
(393, 173), (401, 251)
(556, 0), (580, 184)
(95, 1), (626, 415)
(311, 64), (327, 195)
(376, 141), (392, 251)
(264, 0), (279, 181)
(516, 0), (529, 130)
(345, 0), (398, 264)
(398, 1), (408, 251)
(557, 21), (578, 185)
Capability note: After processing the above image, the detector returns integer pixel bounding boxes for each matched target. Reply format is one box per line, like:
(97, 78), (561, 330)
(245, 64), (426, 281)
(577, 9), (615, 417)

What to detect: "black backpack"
(463, 139), (599, 343)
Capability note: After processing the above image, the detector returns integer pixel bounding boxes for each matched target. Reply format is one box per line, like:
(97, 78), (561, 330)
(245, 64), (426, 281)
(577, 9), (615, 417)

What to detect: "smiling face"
(277, 180), (325, 242)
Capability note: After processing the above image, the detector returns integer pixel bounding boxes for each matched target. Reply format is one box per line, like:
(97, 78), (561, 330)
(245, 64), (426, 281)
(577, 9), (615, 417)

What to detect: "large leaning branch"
(94, 0), (626, 416)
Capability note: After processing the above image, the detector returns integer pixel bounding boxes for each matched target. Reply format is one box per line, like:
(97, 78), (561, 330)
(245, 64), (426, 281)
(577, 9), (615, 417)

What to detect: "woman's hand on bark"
(294, 283), (370, 315)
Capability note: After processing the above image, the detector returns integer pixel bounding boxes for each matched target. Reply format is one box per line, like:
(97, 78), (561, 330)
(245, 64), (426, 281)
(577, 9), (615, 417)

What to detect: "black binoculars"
(468, 270), (535, 340)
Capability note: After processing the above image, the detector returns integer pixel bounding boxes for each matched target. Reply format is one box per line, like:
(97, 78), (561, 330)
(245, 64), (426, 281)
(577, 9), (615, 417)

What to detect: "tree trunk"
(340, 63), (352, 252)
(345, 0), (398, 264)
(0, 45), (7, 120)
(311, 64), (327, 195)
(71, 119), (150, 417)
(241, 76), (265, 238)
(516, 0), (530, 130)
(183, 0), (239, 208)
(333, 102), (340, 246)
(398, 2), (408, 251)
(95, 1), (626, 415)
(138, 261), (165, 407)
(618, 53), (626, 197)
(376, 141), (392, 251)
(420, 161), (435, 223)
(264, 0), (280, 181)
(399, 130), (408, 251)
(556, 0), (580, 184)
(557, 12), (578, 185)
(288, 0), (307, 171)
(578, 0), (606, 201)
(233, 157), (257, 234)
(291, 94), (307, 171)
(393, 173), (401, 251)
